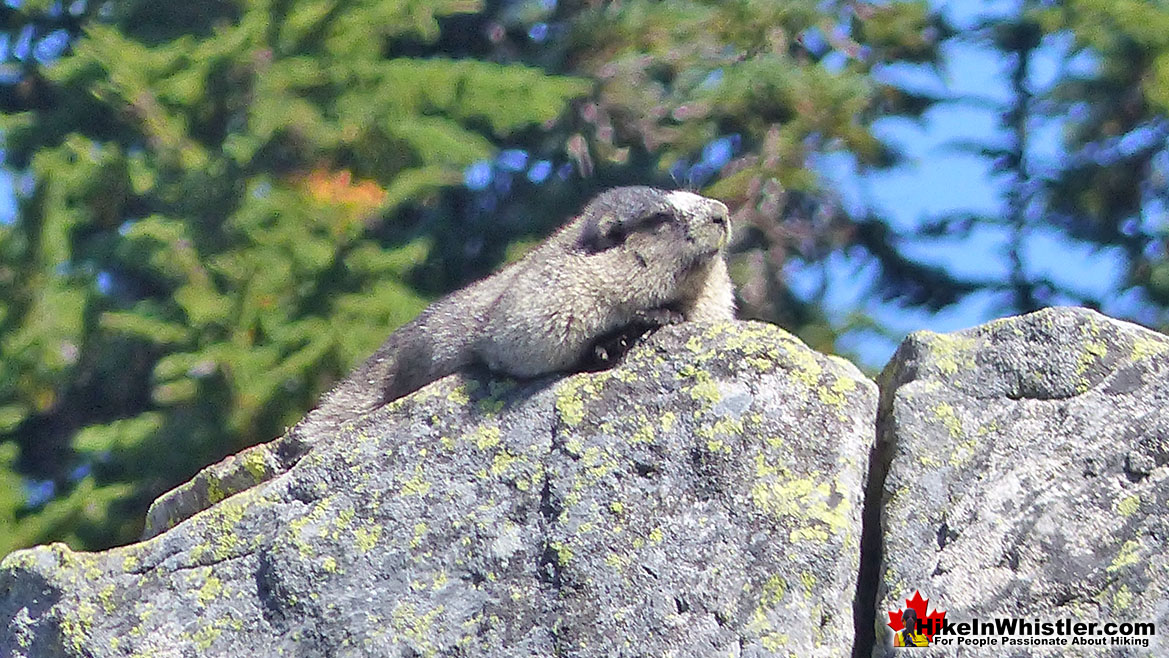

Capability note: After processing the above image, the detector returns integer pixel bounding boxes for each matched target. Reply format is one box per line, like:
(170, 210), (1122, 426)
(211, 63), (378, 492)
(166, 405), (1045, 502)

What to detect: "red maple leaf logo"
(887, 590), (947, 641)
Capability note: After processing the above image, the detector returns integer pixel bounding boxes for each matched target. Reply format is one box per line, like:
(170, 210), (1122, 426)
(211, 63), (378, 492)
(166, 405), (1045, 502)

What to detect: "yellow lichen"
(706, 439), (729, 453)
(760, 575), (786, 607)
(206, 478), (226, 505)
(932, 402), (963, 439)
(97, 585), (116, 614)
(446, 384), (471, 406)
(630, 423), (655, 444)
(604, 552), (630, 570)
(240, 449), (270, 483)
(800, 571), (816, 595)
(1106, 540), (1141, 573)
(1113, 584), (1133, 610)
(399, 465), (432, 497)
(549, 540), (574, 564)
(355, 525), (382, 552)
(660, 411), (677, 433)
(1076, 339), (1108, 392)
(472, 426), (502, 451)
(687, 379), (722, 406)
(782, 343), (824, 390)
(60, 599), (96, 653)
(818, 376), (858, 408)
(760, 632), (788, 651)
(388, 603), (441, 654)
(789, 526), (830, 542)
(196, 576), (222, 606)
(491, 449), (522, 477)
(410, 522), (429, 550)
(1132, 336), (1169, 361)
(925, 333), (976, 375)
(746, 356), (774, 372)
(1117, 495), (1140, 517)
(750, 456), (850, 540)
(685, 335), (707, 354)
(949, 436), (978, 466)
(191, 493), (254, 561)
(288, 504), (329, 558)
(192, 625), (222, 651)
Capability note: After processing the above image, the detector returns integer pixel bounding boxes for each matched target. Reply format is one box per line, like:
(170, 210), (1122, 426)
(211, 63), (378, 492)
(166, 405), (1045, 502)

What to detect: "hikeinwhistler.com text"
(920, 617), (1156, 648)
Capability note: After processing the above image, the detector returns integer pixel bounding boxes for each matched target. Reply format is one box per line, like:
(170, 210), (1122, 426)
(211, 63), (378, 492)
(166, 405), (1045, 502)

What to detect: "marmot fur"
(298, 186), (735, 437)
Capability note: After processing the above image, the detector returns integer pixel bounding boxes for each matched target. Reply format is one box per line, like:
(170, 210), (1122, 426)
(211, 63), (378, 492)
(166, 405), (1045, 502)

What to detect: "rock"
(15, 306), (1165, 657)
(0, 321), (876, 657)
(866, 308), (1169, 656)
(140, 423), (308, 541)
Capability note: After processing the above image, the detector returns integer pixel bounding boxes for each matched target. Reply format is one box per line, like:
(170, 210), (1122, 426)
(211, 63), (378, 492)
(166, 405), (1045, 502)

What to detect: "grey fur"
(295, 186), (735, 438)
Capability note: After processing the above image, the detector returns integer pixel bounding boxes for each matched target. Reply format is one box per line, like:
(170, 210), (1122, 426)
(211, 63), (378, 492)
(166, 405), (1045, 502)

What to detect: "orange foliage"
(299, 168), (386, 213)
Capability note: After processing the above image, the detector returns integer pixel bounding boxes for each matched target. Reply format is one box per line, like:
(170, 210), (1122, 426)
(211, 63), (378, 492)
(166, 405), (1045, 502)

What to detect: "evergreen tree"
(0, 0), (587, 554)
(890, 0), (1169, 328)
(1041, 0), (1169, 326)
(555, 0), (960, 353)
(15, 0), (1157, 559)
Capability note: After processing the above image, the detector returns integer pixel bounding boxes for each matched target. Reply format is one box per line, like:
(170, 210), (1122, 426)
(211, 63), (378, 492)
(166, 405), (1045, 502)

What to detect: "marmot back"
(296, 186), (736, 438)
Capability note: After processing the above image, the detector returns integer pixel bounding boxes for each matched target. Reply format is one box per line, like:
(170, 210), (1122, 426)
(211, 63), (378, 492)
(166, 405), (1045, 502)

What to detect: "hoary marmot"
(299, 186), (735, 437)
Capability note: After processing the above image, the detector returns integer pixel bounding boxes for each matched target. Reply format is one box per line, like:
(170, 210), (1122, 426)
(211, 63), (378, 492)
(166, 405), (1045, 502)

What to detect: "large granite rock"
(867, 308), (1168, 656)
(0, 321), (876, 657)
(6, 307), (1168, 657)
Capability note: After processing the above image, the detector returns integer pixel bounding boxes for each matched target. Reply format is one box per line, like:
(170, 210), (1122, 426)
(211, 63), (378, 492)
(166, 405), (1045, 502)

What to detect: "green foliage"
(922, 0), (1169, 322)
(9, 0), (1166, 561)
(564, 0), (950, 349)
(0, 0), (587, 553)
(1037, 0), (1169, 319)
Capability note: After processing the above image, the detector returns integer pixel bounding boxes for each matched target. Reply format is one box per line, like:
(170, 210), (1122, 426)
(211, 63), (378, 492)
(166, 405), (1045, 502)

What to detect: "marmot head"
(578, 187), (731, 267)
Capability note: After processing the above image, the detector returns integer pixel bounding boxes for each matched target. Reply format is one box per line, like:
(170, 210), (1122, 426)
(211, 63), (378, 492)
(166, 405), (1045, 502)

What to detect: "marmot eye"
(644, 212), (672, 227)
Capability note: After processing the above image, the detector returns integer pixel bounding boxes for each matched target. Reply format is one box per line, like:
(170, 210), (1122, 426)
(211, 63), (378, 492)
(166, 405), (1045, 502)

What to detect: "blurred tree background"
(1, 0), (1167, 556)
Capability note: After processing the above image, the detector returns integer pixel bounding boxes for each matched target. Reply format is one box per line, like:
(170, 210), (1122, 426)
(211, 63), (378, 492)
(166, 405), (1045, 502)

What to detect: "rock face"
(0, 322), (876, 657)
(866, 308), (1168, 656)
(4, 307), (1168, 657)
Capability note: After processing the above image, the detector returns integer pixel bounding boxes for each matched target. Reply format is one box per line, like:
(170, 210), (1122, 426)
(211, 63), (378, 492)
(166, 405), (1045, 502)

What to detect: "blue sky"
(795, 0), (1142, 369)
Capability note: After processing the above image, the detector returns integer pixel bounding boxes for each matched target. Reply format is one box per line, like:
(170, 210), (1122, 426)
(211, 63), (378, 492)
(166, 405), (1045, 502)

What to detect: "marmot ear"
(581, 213), (626, 252)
